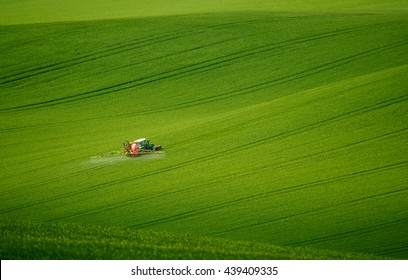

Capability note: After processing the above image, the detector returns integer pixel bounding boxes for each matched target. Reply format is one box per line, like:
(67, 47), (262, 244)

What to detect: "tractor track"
(0, 17), (272, 85)
(3, 125), (405, 217)
(1, 90), (406, 209)
(188, 127), (408, 187)
(165, 75), (402, 148)
(210, 187), (408, 237)
(1, 87), (406, 185)
(141, 40), (407, 114)
(1, 10), (407, 259)
(283, 217), (408, 247)
(1, 62), (401, 134)
(0, 162), (112, 198)
(378, 246), (408, 258)
(4, 121), (404, 215)
(0, 32), (192, 85)
(0, 24), (100, 54)
(37, 36), (406, 115)
(47, 163), (408, 225)
(0, 23), (392, 112)
(127, 162), (408, 229)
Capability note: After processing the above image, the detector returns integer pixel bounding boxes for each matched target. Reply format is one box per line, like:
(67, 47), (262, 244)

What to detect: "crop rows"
(1, 7), (407, 259)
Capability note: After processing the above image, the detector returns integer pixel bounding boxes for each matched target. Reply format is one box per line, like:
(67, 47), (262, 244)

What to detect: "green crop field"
(1, 0), (407, 260)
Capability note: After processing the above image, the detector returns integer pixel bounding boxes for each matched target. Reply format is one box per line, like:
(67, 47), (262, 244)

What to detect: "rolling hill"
(0, 0), (407, 259)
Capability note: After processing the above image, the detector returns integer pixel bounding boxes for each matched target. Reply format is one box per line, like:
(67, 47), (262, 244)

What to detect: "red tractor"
(123, 138), (162, 157)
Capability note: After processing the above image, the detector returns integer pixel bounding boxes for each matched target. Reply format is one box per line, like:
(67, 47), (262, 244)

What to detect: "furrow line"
(0, 25), (100, 53)
(46, 127), (408, 222)
(0, 33), (193, 86)
(377, 246), (408, 257)
(0, 25), (380, 111)
(128, 162), (408, 229)
(165, 76), (395, 148)
(284, 218), (408, 246)
(0, 162), (112, 197)
(198, 128), (408, 186)
(210, 188), (408, 236)
(133, 40), (408, 115)
(2, 100), (405, 214)
(0, 17), (273, 84)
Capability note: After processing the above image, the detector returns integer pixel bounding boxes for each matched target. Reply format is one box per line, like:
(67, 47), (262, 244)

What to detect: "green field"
(0, 219), (387, 260)
(1, 0), (407, 259)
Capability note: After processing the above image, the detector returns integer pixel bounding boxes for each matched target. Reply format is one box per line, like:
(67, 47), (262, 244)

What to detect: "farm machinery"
(123, 138), (162, 157)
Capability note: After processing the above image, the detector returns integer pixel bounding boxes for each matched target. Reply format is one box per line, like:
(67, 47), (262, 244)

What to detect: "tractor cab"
(134, 138), (154, 150)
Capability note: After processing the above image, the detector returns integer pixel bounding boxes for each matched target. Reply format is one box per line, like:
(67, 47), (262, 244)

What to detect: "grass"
(0, 219), (387, 260)
(0, 1), (407, 259)
(1, 0), (407, 25)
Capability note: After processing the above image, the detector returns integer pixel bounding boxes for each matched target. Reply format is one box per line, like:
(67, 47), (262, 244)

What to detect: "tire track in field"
(0, 17), (269, 85)
(0, 162), (112, 198)
(76, 32), (264, 79)
(1, 94), (406, 214)
(0, 162), (116, 209)
(0, 24), (383, 112)
(210, 188), (408, 236)
(378, 246), (408, 257)
(0, 24), (100, 54)
(10, 122), (406, 212)
(128, 162), (408, 229)
(46, 127), (408, 222)
(165, 76), (395, 148)
(15, 161), (408, 226)
(283, 217), (408, 247)
(140, 40), (407, 114)
(0, 25), (176, 81)
(50, 151), (408, 225)
(183, 93), (407, 166)
(0, 33), (189, 85)
(0, 64), (389, 134)
(55, 126), (408, 208)
(68, 37), (404, 118)
(1, 95), (405, 214)
(0, 22), (210, 84)
(187, 128), (408, 188)
(242, 94), (408, 149)
(2, 38), (392, 114)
